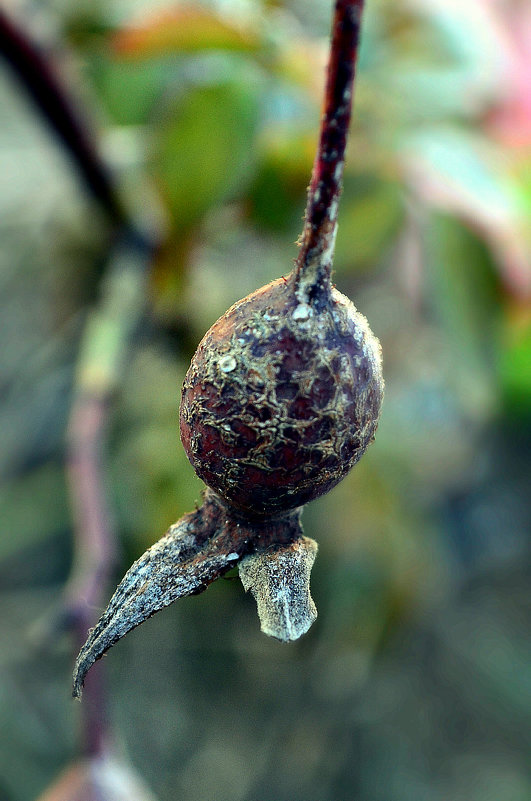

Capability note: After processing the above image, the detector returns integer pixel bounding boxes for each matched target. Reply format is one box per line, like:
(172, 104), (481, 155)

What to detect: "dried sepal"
(73, 491), (305, 697)
(74, 492), (232, 697)
(239, 536), (318, 642)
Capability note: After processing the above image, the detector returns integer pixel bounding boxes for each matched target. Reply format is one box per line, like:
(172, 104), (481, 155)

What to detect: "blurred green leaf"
(153, 78), (260, 230)
(0, 464), (68, 563)
(248, 128), (313, 233)
(424, 213), (500, 418)
(90, 55), (173, 126)
(334, 177), (403, 272)
(499, 309), (531, 417)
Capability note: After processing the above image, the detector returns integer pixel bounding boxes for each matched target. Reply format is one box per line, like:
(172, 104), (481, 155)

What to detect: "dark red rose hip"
(180, 274), (383, 518)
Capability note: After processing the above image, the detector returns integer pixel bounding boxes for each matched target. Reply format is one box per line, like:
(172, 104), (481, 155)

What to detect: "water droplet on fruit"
(219, 355), (237, 373)
(292, 304), (311, 321)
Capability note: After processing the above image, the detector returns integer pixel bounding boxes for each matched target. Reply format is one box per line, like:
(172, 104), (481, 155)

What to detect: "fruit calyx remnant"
(73, 490), (313, 697)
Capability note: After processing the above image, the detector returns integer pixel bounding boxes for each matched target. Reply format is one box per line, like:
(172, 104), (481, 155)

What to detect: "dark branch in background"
(64, 231), (152, 745)
(0, 8), (125, 226)
(294, 0), (364, 299)
(0, 7), (158, 755)
(65, 393), (115, 755)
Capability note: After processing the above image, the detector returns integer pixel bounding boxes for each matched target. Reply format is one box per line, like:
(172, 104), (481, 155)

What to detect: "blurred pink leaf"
(36, 755), (159, 801)
(485, 0), (531, 148)
(403, 0), (515, 110)
(401, 126), (531, 297)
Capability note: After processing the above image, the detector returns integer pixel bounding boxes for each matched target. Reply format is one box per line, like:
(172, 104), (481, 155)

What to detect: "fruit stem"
(294, 0), (365, 303)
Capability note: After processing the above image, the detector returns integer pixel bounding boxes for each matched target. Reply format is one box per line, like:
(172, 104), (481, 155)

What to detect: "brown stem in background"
(294, 0), (365, 302)
(0, 8), (125, 226)
(65, 396), (115, 755)
(62, 237), (153, 752)
(64, 231), (151, 730)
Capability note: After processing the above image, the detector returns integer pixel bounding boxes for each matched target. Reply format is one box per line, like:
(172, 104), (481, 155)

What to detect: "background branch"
(65, 233), (152, 749)
(0, 7), (125, 226)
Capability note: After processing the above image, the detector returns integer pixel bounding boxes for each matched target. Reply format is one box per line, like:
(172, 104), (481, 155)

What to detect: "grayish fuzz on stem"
(239, 537), (318, 642)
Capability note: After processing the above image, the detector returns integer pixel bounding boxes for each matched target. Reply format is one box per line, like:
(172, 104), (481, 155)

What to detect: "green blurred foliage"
(154, 77), (260, 229)
(0, 1), (530, 800)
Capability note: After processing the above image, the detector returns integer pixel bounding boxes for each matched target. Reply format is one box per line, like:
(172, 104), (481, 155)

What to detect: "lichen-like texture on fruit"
(180, 274), (383, 518)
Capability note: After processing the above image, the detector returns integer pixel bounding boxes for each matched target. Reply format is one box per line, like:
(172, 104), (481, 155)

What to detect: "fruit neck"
(293, 0), (365, 304)
(206, 488), (303, 533)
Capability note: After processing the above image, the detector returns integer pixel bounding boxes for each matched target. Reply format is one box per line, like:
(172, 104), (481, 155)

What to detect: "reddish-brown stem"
(64, 232), (153, 729)
(294, 0), (365, 302)
(65, 394), (116, 755)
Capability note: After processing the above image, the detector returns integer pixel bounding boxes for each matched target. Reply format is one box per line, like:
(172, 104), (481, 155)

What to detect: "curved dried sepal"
(73, 492), (306, 697)
(239, 536), (318, 642)
(73, 493), (238, 698)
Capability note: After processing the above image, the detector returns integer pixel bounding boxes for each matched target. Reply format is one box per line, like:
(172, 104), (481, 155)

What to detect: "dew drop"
(292, 304), (311, 321)
(219, 355), (237, 373)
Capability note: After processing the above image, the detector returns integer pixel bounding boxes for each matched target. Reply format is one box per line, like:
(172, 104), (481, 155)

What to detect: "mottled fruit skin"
(180, 275), (383, 519)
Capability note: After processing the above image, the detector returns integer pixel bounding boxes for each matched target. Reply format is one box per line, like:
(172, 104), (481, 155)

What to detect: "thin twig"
(61, 234), (153, 751)
(65, 232), (152, 716)
(294, 0), (365, 300)
(65, 394), (115, 754)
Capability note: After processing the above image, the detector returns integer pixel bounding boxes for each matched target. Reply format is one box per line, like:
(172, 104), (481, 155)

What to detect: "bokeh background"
(1, 0), (530, 799)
